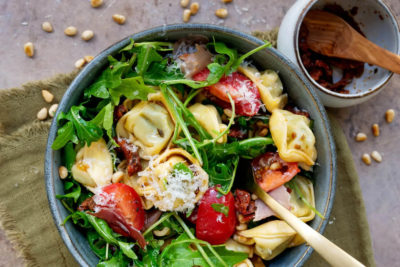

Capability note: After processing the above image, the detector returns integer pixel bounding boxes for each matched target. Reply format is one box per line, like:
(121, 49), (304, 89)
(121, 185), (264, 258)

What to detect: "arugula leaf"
(52, 121), (78, 150)
(97, 251), (130, 267)
(212, 41), (237, 75)
(87, 231), (108, 260)
(56, 181), (81, 202)
(109, 76), (156, 105)
(70, 106), (103, 145)
(91, 102), (114, 140)
(211, 203), (229, 217)
(231, 41), (272, 71)
(136, 45), (163, 75)
(172, 162), (193, 178)
(160, 232), (247, 267)
(63, 142), (76, 171)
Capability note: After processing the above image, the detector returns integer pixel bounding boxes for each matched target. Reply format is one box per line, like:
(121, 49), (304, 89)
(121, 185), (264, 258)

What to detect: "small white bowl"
(277, 0), (400, 108)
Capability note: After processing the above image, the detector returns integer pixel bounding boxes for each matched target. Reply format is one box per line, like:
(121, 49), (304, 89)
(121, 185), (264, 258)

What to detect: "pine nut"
(236, 223), (248, 231)
(183, 9), (191, 22)
(153, 227), (170, 237)
(37, 107), (48, 120)
(42, 21), (53, 33)
(75, 58), (86, 69)
(233, 234), (254, 245)
(81, 30), (94, 41)
(41, 90), (54, 103)
(270, 162), (281, 171)
(90, 0), (103, 8)
(112, 171), (125, 183)
(361, 153), (371, 165)
(215, 8), (228, 18)
(372, 124), (380, 137)
(180, 0), (189, 8)
(24, 42), (34, 57)
(112, 14), (126, 25)
(64, 26), (77, 36)
(190, 2), (200, 15)
(355, 132), (367, 142)
(223, 108), (233, 118)
(371, 151), (382, 163)
(251, 193), (258, 200)
(59, 166), (68, 179)
(222, 0), (233, 3)
(49, 104), (58, 118)
(385, 109), (395, 123)
(84, 55), (94, 63)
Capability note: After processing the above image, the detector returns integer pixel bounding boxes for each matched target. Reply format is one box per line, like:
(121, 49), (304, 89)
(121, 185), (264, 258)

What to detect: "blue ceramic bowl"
(45, 24), (336, 267)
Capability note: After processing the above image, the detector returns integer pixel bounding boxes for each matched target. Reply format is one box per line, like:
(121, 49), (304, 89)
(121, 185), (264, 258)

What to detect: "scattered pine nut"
(180, 0), (190, 8)
(41, 90), (54, 103)
(90, 0), (103, 8)
(58, 166), (68, 179)
(190, 2), (200, 15)
(112, 171), (125, 183)
(41, 21), (53, 32)
(37, 107), (48, 120)
(355, 132), (367, 142)
(84, 55), (94, 63)
(112, 14), (126, 25)
(361, 153), (371, 165)
(371, 151), (382, 163)
(49, 104), (58, 118)
(183, 9), (191, 22)
(251, 193), (258, 200)
(64, 26), (77, 36)
(75, 58), (86, 69)
(81, 30), (94, 41)
(222, 0), (233, 3)
(385, 109), (395, 123)
(24, 42), (34, 57)
(372, 124), (380, 137)
(215, 8), (228, 18)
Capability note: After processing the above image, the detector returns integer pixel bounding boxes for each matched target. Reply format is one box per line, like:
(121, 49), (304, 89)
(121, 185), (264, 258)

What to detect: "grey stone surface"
(0, 0), (399, 266)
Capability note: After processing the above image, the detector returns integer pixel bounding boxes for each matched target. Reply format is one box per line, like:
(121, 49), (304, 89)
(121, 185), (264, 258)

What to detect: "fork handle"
(256, 188), (365, 267)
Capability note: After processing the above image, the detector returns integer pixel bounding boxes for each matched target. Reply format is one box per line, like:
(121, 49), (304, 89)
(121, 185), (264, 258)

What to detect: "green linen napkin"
(0, 31), (375, 266)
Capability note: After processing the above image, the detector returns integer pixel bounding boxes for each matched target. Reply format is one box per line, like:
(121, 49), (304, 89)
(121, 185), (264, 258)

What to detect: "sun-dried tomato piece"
(234, 189), (255, 222)
(114, 105), (128, 122)
(115, 138), (142, 176)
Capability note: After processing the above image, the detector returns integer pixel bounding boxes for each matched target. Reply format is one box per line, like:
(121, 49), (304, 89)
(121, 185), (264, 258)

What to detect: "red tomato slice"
(252, 152), (300, 192)
(193, 69), (261, 116)
(91, 183), (146, 248)
(196, 186), (236, 245)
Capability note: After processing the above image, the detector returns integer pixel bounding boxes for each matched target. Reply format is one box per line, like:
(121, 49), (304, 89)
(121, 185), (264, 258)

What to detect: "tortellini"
(136, 148), (208, 212)
(269, 109), (317, 168)
(237, 176), (316, 260)
(71, 138), (113, 189)
(188, 103), (228, 143)
(116, 93), (174, 157)
(238, 66), (287, 112)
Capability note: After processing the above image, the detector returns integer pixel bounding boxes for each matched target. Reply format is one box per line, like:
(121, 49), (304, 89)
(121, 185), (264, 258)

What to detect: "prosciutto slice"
(253, 185), (291, 221)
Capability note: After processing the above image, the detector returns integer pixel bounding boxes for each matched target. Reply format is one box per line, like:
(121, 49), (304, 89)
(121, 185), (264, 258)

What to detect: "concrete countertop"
(0, 0), (399, 266)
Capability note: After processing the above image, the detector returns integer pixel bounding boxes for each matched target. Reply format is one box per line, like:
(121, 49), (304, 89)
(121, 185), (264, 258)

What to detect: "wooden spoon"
(303, 10), (400, 74)
(241, 163), (365, 267)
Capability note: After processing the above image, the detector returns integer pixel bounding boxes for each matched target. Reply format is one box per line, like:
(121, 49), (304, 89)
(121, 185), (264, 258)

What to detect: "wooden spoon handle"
(256, 188), (365, 267)
(342, 32), (400, 74)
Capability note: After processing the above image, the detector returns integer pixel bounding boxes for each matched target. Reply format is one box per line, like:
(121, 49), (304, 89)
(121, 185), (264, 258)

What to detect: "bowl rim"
(293, 0), (400, 99)
(45, 23), (336, 267)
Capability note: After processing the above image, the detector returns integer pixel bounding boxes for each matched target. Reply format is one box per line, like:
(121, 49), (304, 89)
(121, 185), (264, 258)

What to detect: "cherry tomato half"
(252, 152), (300, 192)
(92, 183), (146, 247)
(196, 186), (236, 245)
(193, 69), (261, 116)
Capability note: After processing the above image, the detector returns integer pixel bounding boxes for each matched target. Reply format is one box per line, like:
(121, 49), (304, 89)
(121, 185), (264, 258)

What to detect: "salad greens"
(52, 37), (313, 267)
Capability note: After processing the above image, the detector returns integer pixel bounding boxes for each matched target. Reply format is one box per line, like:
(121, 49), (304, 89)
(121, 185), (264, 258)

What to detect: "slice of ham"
(178, 44), (212, 78)
(253, 185), (291, 222)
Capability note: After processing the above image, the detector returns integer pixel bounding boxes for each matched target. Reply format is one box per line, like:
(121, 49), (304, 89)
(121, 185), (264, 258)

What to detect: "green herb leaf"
(109, 76), (156, 105)
(211, 203), (229, 217)
(172, 162), (193, 178)
(56, 181), (81, 203)
(136, 45), (163, 75)
(63, 142), (76, 171)
(231, 41), (272, 71)
(70, 106), (103, 146)
(52, 121), (77, 150)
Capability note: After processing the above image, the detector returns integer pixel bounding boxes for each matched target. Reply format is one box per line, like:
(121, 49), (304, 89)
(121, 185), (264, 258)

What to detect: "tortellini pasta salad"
(53, 38), (320, 266)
